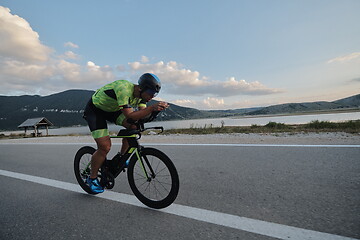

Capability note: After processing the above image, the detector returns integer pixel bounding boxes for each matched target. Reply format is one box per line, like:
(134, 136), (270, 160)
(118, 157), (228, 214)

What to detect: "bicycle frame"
(109, 133), (152, 180)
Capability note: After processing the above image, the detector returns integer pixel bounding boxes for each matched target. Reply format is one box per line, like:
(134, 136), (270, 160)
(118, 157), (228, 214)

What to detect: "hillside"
(248, 94), (360, 115)
(0, 90), (207, 130)
(0, 91), (359, 130)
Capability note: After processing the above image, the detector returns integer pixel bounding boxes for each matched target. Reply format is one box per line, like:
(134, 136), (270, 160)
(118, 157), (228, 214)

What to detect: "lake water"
(47, 111), (360, 136)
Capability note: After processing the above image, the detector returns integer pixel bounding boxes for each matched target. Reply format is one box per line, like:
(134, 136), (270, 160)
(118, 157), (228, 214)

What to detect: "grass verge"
(1, 120), (359, 139)
(163, 120), (360, 135)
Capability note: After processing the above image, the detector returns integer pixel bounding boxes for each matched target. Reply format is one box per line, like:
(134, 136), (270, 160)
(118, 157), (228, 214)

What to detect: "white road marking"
(0, 169), (358, 240)
(0, 142), (360, 148)
(145, 143), (360, 148)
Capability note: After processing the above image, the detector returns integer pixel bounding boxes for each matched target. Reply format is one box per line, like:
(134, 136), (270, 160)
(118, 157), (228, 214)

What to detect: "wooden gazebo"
(18, 117), (53, 137)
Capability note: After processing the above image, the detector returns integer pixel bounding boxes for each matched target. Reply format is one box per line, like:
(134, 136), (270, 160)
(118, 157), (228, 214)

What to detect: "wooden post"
(46, 126), (49, 136)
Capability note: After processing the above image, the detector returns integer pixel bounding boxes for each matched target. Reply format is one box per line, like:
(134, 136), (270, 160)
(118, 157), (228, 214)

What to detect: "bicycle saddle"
(117, 129), (139, 136)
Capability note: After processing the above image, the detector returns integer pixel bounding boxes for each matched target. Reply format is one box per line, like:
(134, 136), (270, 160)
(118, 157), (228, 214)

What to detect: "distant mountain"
(0, 91), (359, 130)
(333, 94), (360, 106)
(204, 107), (263, 117)
(0, 90), (207, 130)
(247, 94), (360, 115)
(0, 90), (93, 130)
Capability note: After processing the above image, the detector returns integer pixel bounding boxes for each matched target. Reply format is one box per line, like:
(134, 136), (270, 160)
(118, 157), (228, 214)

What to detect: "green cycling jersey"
(92, 80), (146, 112)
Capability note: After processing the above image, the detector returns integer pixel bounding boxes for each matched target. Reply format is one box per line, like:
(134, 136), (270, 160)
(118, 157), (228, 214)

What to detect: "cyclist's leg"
(83, 100), (111, 179)
(90, 136), (111, 178)
(116, 114), (136, 154)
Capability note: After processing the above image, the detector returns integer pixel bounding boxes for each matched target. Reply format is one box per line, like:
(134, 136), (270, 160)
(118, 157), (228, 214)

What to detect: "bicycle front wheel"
(127, 147), (179, 209)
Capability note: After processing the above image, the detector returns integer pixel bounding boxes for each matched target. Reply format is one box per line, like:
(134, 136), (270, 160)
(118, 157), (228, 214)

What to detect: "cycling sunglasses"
(145, 89), (159, 97)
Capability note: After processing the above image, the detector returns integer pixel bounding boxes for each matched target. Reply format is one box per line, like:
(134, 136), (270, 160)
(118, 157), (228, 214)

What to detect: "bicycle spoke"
(154, 174), (171, 178)
(153, 182), (163, 199)
(154, 166), (167, 175)
(137, 180), (149, 189)
(153, 179), (171, 185)
(134, 171), (146, 178)
(154, 158), (161, 172)
(133, 176), (147, 181)
(79, 154), (92, 181)
(153, 178), (170, 192)
(144, 182), (150, 193)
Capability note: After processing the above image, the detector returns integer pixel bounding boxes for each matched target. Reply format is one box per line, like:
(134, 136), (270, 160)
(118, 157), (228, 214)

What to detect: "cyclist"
(83, 73), (169, 193)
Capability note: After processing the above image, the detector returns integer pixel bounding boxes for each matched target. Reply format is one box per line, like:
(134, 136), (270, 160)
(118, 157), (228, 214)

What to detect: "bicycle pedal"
(105, 180), (115, 189)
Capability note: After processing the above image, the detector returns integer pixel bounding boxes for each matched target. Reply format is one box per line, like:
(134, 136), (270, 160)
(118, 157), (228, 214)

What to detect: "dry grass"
(164, 120), (360, 135)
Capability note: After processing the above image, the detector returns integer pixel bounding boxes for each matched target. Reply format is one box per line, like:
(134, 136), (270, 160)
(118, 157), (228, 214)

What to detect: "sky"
(0, 0), (359, 110)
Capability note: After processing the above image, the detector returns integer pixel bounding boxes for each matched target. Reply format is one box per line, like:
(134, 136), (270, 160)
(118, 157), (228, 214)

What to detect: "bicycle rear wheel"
(74, 146), (98, 195)
(127, 147), (179, 209)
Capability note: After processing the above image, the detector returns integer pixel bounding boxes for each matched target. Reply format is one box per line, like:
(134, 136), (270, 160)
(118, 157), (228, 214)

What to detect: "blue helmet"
(138, 73), (161, 93)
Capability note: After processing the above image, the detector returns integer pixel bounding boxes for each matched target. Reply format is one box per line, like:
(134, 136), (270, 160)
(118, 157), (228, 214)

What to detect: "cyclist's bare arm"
(121, 102), (169, 121)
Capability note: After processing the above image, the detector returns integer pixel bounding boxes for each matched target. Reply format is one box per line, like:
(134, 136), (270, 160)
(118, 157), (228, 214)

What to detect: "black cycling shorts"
(83, 99), (125, 138)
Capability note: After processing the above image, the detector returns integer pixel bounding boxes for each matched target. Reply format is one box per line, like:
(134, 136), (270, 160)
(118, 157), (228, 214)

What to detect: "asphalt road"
(0, 143), (359, 240)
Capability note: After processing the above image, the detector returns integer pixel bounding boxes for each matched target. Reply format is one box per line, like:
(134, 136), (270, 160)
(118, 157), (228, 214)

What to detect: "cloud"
(218, 77), (283, 96)
(120, 57), (283, 97)
(327, 52), (360, 64)
(127, 60), (209, 88)
(51, 60), (114, 84)
(0, 59), (54, 83)
(0, 7), (115, 95)
(171, 97), (225, 109)
(0, 6), (52, 62)
(141, 55), (149, 63)
(203, 97), (225, 109)
(0, 7), (281, 99)
(172, 99), (197, 106)
(60, 51), (79, 60)
(171, 97), (261, 109)
(64, 41), (79, 48)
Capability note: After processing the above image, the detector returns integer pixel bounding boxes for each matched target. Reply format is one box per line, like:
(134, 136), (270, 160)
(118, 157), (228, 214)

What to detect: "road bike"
(74, 112), (179, 209)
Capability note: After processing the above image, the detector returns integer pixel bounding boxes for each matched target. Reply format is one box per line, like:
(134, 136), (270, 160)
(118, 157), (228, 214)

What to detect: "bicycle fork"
(130, 147), (155, 182)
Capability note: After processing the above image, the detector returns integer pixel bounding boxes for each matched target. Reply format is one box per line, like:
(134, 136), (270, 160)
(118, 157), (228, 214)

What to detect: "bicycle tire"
(127, 147), (179, 209)
(74, 146), (98, 195)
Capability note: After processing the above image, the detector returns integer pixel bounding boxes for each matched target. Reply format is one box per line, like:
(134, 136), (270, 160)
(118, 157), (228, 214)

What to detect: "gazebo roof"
(18, 117), (53, 128)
